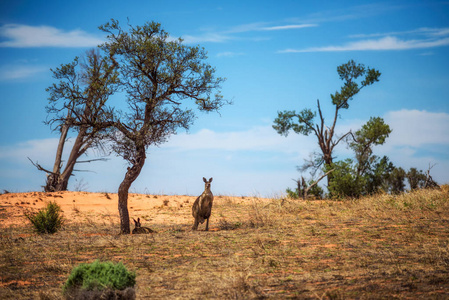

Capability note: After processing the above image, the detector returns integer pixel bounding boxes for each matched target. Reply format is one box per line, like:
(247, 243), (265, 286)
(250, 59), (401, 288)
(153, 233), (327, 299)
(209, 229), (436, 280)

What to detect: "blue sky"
(0, 0), (448, 196)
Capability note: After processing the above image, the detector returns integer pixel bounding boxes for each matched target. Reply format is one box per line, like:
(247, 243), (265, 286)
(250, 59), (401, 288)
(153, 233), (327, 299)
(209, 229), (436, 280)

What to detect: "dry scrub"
(1, 188), (448, 299)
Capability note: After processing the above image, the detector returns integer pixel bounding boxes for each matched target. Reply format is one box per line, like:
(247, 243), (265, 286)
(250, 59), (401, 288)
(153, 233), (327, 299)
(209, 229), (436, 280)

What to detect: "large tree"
(99, 20), (227, 234)
(30, 49), (119, 192)
(273, 60), (381, 186)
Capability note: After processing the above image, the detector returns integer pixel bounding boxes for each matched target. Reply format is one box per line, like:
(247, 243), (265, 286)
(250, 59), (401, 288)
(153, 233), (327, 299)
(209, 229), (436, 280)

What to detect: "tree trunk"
(43, 118), (70, 192)
(44, 127), (89, 192)
(118, 148), (146, 234)
(53, 121), (70, 174)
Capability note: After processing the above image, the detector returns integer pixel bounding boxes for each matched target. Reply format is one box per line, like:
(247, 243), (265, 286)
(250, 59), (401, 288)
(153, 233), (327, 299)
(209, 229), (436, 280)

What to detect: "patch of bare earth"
(0, 188), (448, 299)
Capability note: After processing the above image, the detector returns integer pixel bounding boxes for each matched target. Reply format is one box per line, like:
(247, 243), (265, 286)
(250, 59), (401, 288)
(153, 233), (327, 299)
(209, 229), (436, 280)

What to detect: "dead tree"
(30, 49), (118, 192)
(424, 164), (440, 189)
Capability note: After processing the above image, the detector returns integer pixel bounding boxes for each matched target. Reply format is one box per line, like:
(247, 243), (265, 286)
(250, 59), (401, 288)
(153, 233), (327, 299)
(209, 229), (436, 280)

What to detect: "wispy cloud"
(261, 24), (317, 31)
(182, 22), (316, 44)
(280, 27), (449, 53)
(0, 24), (104, 48)
(349, 27), (449, 39)
(384, 109), (449, 147)
(289, 3), (406, 25)
(164, 126), (315, 155)
(0, 64), (48, 80)
(181, 32), (232, 44)
(216, 51), (245, 58)
(0, 138), (60, 164)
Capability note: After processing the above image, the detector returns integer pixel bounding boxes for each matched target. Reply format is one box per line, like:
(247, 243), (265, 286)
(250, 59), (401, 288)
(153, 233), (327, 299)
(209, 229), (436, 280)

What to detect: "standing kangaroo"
(192, 177), (214, 231)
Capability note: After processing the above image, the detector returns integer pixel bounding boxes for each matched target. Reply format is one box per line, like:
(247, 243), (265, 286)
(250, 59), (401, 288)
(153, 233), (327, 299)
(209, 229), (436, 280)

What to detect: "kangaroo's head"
(133, 218), (141, 228)
(203, 177), (213, 191)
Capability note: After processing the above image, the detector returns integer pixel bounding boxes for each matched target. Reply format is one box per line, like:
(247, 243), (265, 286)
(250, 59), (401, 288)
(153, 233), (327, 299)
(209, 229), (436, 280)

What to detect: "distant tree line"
(273, 60), (439, 199)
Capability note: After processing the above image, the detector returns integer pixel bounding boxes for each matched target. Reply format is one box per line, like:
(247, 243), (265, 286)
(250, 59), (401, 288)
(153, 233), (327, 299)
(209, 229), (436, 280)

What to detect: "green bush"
(62, 260), (136, 294)
(24, 201), (64, 234)
(327, 159), (365, 199)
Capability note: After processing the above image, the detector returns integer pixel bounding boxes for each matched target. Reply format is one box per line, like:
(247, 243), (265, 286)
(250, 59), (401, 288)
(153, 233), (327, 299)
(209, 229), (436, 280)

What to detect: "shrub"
(327, 159), (365, 199)
(24, 201), (64, 234)
(62, 260), (136, 295)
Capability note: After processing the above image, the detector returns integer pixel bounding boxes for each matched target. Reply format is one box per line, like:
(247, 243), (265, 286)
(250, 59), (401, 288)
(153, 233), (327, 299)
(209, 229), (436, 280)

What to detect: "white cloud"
(384, 109), (449, 147)
(0, 65), (48, 80)
(163, 126), (316, 155)
(226, 22), (268, 33)
(349, 27), (449, 39)
(0, 138), (60, 164)
(280, 36), (449, 53)
(181, 32), (232, 44)
(0, 24), (104, 48)
(261, 24), (317, 31)
(216, 51), (245, 58)
(280, 27), (449, 53)
(182, 22), (316, 44)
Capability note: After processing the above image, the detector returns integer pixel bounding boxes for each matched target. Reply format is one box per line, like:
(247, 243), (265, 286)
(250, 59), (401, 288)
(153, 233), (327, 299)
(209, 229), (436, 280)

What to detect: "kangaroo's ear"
(203, 177), (207, 183)
(133, 218), (137, 224)
(209, 178), (213, 183)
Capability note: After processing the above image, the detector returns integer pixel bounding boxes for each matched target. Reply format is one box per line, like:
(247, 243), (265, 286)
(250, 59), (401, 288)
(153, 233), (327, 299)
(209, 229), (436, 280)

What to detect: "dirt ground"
(1, 189), (448, 299)
(0, 191), (240, 228)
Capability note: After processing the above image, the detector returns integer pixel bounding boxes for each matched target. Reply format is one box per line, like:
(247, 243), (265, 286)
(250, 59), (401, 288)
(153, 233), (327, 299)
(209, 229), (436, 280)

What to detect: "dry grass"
(1, 188), (448, 299)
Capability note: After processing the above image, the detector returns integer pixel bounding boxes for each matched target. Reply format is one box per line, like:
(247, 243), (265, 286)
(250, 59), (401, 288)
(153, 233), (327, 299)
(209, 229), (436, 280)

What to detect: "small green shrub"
(62, 260), (136, 294)
(24, 201), (64, 234)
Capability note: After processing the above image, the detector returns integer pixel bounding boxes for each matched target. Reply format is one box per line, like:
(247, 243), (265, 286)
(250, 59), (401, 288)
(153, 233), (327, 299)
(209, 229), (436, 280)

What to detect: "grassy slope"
(1, 188), (448, 299)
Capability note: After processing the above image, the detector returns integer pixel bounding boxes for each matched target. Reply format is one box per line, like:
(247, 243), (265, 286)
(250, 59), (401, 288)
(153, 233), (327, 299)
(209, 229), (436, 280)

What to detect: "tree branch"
(76, 158), (110, 163)
(304, 169), (334, 199)
(28, 157), (57, 175)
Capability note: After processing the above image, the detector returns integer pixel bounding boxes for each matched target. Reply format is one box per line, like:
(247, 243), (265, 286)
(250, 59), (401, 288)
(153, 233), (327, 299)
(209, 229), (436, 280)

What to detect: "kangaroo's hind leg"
(205, 217), (210, 231)
(193, 218), (199, 230)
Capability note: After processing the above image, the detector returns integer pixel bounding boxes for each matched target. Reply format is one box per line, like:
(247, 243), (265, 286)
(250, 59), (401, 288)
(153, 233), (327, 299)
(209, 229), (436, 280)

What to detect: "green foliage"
(350, 117), (391, 177)
(407, 168), (427, 190)
(327, 159), (366, 199)
(46, 49), (119, 132)
(273, 109), (316, 137)
(62, 260), (136, 294)
(351, 117), (391, 151)
(286, 187), (299, 199)
(98, 19), (228, 234)
(273, 59), (381, 182)
(365, 156), (395, 194)
(99, 19), (228, 156)
(24, 201), (64, 234)
(332, 60), (381, 109)
(273, 60), (381, 139)
(286, 179), (324, 199)
(389, 167), (406, 194)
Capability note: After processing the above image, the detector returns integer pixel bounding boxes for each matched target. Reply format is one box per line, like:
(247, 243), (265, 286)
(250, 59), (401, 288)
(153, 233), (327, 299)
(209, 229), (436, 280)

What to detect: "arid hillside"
(1, 188), (448, 299)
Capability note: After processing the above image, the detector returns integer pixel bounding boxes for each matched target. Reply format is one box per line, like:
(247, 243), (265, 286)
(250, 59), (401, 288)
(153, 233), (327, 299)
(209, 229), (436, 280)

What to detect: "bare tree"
(423, 164), (440, 189)
(31, 50), (119, 191)
(30, 49), (119, 192)
(99, 20), (228, 234)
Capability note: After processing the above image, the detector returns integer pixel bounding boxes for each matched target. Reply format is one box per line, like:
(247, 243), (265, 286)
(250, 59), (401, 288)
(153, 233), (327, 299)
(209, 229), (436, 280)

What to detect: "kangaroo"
(192, 177), (214, 231)
(132, 217), (156, 234)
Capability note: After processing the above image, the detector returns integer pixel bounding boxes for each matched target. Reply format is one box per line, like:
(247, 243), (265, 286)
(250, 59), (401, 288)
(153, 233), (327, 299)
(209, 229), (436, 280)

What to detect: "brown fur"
(132, 218), (156, 234)
(192, 177), (214, 231)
